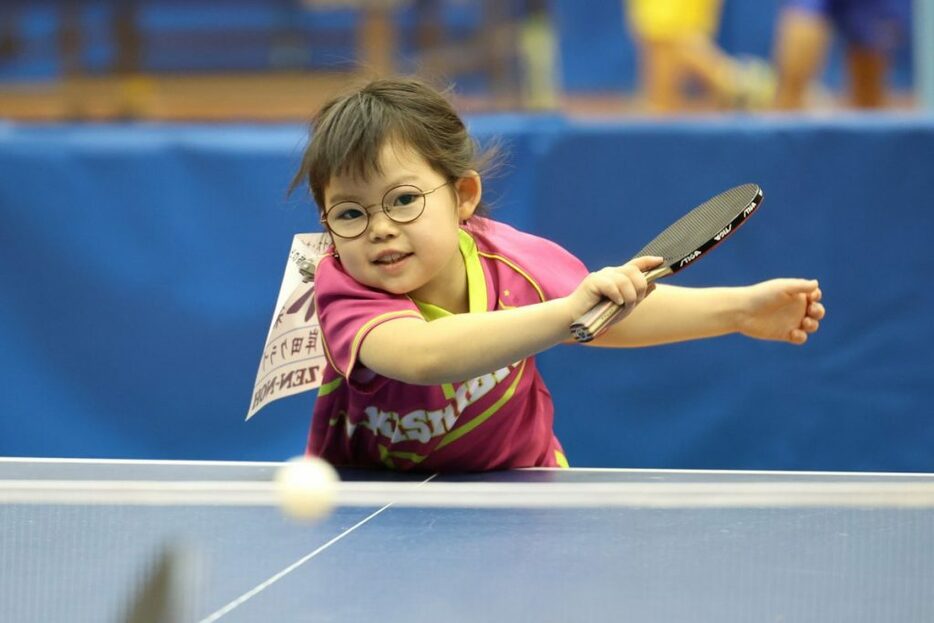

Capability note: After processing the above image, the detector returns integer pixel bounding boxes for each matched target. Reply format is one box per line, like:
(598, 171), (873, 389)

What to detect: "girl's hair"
(290, 77), (498, 217)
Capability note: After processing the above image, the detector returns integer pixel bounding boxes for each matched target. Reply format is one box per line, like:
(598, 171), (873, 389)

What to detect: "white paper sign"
(246, 233), (330, 420)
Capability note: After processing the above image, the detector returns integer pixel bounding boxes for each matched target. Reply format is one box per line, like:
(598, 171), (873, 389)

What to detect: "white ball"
(274, 456), (339, 521)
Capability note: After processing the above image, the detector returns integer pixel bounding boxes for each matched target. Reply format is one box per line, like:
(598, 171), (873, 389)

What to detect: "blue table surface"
(2, 458), (933, 623)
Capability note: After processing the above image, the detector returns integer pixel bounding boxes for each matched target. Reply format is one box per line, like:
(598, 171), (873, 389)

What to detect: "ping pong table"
(2, 457), (933, 623)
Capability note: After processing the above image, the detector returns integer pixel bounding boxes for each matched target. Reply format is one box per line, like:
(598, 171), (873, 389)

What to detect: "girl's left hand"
(738, 279), (825, 345)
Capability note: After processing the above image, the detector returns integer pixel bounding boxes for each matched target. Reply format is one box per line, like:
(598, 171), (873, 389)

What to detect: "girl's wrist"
(729, 285), (754, 334)
(557, 293), (598, 332)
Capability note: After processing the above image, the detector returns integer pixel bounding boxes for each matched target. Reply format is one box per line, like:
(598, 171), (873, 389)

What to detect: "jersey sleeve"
(523, 235), (590, 300)
(313, 255), (424, 379)
(471, 218), (590, 300)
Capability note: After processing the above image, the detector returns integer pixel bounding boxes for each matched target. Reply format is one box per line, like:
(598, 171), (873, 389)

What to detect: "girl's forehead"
(327, 141), (436, 196)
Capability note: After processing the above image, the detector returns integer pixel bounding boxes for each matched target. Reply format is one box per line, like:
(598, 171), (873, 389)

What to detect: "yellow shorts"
(626, 0), (723, 40)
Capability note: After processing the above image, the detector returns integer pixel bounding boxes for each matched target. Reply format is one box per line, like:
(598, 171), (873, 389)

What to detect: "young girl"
(292, 77), (824, 472)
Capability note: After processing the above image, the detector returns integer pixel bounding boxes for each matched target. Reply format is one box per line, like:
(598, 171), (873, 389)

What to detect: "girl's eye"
(391, 192), (421, 207)
(333, 205), (365, 221)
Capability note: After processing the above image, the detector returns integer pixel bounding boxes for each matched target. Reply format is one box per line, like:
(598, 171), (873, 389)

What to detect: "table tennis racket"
(570, 183), (764, 343)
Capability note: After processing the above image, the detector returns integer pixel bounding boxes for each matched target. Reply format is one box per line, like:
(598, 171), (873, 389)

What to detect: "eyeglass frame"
(320, 179), (456, 240)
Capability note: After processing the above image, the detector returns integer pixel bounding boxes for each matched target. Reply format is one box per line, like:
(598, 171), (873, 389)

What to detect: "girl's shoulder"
(465, 217), (588, 299)
(465, 217), (581, 264)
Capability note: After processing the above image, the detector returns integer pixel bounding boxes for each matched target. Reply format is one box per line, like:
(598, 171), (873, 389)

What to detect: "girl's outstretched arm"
(360, 300), (574, 385)
(589, 279), (824, 348)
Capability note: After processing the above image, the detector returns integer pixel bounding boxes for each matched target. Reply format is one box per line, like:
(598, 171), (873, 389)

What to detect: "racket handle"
(569, 266), (670, 343)
(570, 300), (622, 343)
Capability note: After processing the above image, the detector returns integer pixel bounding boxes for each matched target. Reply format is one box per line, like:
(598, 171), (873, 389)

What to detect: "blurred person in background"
(772, 0), (911, 109)
(0, 7), (17, 60)
(626, 0), (774, 114)
(518, 0), (560, 110)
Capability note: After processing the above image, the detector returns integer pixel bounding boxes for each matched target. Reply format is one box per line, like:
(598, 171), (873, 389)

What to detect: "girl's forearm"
(360, 299), (573, 384)
(590, 284), (744, 348)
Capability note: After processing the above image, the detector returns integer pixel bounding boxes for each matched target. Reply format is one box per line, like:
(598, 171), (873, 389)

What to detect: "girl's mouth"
(373, 252), (412, 265)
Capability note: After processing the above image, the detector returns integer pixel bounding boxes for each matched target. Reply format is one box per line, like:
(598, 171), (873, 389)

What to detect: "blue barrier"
(1, 115), (933, 470)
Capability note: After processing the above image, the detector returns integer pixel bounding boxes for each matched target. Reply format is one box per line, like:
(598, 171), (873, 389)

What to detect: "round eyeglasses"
(321, 180), (454, 240)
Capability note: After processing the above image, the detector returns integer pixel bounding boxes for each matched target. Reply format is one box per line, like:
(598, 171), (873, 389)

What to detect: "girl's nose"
(366, 210), (398, 240)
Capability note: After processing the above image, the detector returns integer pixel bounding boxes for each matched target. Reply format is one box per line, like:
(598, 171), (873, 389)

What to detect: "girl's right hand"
(563, 256), (664, 323)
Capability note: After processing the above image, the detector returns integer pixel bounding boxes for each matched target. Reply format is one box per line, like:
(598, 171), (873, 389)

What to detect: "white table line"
(197, 473), (439, 623)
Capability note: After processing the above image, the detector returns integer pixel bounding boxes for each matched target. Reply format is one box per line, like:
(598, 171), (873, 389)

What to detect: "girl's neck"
(408, 249), (469, 314)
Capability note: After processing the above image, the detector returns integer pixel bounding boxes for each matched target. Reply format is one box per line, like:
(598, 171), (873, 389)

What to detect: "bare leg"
(638, 36), (744, 113)
(676, 34), (736, 96)
(773, 8), (831, 110)
(637, 38), (687, 113)
(667, 35), (776, 111)
(847, 46), (888, 108)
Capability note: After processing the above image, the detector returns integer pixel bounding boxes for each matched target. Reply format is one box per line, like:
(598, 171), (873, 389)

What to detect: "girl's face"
(323, 141), (481, 311)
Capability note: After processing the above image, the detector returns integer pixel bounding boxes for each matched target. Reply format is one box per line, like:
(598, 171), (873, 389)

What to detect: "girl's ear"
(454, 171), (482, 222)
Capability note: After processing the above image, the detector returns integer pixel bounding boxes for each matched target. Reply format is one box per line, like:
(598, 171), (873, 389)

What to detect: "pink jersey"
(307, 217), (589, 471)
